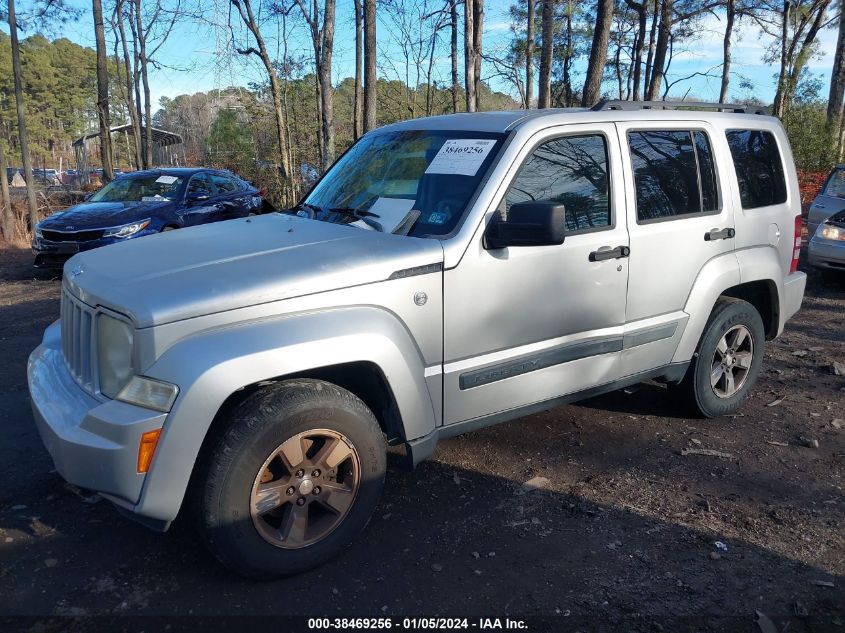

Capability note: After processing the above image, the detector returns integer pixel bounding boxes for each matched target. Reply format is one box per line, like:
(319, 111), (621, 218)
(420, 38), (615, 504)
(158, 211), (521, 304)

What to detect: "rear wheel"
(195, 379), (386, 579)
(680, 298), (765, 418)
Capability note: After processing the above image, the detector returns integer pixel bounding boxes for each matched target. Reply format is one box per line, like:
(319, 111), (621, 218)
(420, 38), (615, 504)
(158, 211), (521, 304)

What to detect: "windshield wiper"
(286, 202), (322, 216)
(328, 207), (383, 231)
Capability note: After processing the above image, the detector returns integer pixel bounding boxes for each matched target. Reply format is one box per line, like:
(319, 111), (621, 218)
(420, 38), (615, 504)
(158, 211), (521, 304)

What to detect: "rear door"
(210, 173), (248, 220)
(616, 121), (735, 377)
(183, 173), (218, 226)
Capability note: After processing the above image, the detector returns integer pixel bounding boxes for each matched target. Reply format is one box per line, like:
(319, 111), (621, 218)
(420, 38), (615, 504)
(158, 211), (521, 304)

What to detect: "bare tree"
(464, 0), (477, 111)
(582, 0), (614, 105)
(93, 0), (114, 181)
(354, 0), (363, 139)
(7, 0), (38, 229)
(538, 0), (554, 108)
(364, 0), (377, 131)
(230, 0), (292, 189)
(525, 0), (535, 108)
(296, 0), (337, 170)
(114, 0), (143, 169)
(829, 0), (845, 157)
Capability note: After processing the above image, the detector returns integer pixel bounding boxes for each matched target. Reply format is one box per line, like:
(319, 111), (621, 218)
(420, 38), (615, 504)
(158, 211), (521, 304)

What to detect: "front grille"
(43, 229), (104, 242)
(61, 287), (97, 393)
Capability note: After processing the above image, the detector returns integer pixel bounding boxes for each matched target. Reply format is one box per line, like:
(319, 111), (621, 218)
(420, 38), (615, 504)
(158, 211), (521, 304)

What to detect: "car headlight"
(97, 314), (134, 398)
(104, 219), (150, 238)
(819, 223), (845, 241)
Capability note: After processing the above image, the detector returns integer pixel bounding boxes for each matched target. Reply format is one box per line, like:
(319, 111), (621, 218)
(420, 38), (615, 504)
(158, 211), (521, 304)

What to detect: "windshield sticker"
(427, 211), (448, 225)
(155, 175), (178, 184)
(425, 139), (497, 176)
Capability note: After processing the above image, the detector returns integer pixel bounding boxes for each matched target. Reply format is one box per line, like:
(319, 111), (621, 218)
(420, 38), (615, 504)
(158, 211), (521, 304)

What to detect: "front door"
(442, 123), (629, 425)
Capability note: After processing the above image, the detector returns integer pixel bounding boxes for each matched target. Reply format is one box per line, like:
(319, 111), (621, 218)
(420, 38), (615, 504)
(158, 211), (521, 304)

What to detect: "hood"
(64, 213), (444, 328)
(41, 201), (171, 230)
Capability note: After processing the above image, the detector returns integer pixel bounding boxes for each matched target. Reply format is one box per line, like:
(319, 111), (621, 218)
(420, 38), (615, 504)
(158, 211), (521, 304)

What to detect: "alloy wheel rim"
(710, 324), (754, 399)
(250, 429), (360, 549)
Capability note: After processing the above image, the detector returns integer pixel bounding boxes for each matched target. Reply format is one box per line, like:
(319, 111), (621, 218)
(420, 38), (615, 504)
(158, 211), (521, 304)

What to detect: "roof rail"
(591, 99), (769, 115)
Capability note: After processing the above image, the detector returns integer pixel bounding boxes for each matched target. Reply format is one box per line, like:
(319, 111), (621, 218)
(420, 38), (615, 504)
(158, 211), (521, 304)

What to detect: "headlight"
(104, 219), (150, 238)
(97, 314), (134, 398)
(117, 376), (179, 412)
(819, 224), (845, 241)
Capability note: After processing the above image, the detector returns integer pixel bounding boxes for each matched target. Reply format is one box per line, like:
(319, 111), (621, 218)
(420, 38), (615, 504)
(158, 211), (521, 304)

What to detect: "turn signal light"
(137, 429), (162, 473)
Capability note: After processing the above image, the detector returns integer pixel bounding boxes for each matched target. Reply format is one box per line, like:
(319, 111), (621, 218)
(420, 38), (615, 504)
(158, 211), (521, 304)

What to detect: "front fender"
(134, 306), (437, 522)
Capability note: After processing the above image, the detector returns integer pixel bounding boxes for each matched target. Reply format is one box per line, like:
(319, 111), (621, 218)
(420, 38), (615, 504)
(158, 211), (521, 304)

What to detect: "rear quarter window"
(725, 129), (788, 209)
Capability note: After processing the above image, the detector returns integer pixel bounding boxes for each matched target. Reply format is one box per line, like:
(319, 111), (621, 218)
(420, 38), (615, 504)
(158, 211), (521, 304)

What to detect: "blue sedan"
(32, 168), (265, 268)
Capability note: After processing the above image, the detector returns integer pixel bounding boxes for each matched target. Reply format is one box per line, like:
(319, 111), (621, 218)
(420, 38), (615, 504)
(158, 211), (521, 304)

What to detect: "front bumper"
(808, 237), (845, 271)
(27, 321), (167, 511)
(32, 229), (158, 268)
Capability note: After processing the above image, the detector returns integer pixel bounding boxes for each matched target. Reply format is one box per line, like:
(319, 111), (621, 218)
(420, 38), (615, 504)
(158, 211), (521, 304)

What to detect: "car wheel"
(195, 379), (386, 579)
(679, 298), (765, 418)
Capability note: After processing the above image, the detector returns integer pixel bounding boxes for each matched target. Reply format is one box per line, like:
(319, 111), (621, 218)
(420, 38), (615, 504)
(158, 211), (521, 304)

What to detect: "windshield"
(301, 130), (505, 237)
(823, 168), (845, 198)
(89, 173), (185, 203)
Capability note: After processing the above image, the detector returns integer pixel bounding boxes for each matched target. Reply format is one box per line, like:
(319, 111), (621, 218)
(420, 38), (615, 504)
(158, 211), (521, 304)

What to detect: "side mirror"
(484, 200), (566, 249)
(187, 190), (211, 204)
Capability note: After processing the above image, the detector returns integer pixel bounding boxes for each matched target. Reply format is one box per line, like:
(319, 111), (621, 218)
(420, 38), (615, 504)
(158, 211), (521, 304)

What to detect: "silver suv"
(28, 101), (807, 578)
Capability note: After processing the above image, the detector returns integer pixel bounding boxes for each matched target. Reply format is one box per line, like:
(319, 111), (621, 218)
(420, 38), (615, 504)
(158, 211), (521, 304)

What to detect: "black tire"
(195, 379), (386, 579)
(679, 297), (765, 418)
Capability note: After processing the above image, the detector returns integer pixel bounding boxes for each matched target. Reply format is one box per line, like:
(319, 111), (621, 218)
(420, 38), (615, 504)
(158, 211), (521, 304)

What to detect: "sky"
(3, 0), (839, 114)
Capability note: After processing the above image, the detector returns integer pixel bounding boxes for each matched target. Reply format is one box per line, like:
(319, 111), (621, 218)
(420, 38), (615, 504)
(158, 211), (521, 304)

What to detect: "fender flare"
(672, 252), (741, 363)
(134, 306), (437, 522)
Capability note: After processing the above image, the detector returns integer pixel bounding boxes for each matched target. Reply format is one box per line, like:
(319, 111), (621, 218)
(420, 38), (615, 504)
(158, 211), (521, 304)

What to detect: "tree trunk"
(538, 0), (554, 108)
(829, 0), (845, 147)
(116, 0), (142, 169)
(625, 0), (646, 100)
(525, 0), (535, 108)
(451, 0), (459, 112)
(643, 0), (658, 92)
(363, 0), (377, 131)
(128, 0), (145, 167)
(319, 0), (336, 169)
(472, 0), (483, 108)
(464, 0), (477, 112)
(133, 0), (153, 168)
(353, 0), (363, 139)
(582, 0), (614, 106)
(0, 138), (12, 241)
(645, 0), (671, 100)
(719, 0), (735, 103)
(772, 0), (791, 118)
(8, 0), (38, 230)
(93, 0), (114, 181)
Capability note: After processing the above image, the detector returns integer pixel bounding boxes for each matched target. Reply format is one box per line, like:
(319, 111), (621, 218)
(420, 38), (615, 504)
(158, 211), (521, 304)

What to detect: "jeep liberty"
(28, 101), (807, 578)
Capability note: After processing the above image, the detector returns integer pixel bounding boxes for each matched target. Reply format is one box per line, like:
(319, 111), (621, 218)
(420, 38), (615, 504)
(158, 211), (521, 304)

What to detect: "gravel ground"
(0, 240), (843, 632)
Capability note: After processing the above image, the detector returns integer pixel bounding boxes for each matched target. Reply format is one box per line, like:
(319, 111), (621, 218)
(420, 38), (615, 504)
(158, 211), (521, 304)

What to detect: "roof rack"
(591, 99), (769, 115)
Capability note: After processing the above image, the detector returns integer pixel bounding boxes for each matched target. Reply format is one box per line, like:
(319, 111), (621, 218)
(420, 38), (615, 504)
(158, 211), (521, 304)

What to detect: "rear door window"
(211, 174), (239, 194)
(725, 130), (788, 208)
(628, 130), (719, 222)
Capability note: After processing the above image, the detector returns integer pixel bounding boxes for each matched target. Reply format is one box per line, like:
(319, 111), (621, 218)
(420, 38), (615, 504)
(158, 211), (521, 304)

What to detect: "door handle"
(705, 228), (735, 241)
(589, 245), (630, 261)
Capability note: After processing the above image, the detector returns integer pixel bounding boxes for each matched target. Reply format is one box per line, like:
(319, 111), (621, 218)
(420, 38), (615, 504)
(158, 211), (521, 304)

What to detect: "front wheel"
(680, 298), (765, 418)
(195, 379), (386, 579)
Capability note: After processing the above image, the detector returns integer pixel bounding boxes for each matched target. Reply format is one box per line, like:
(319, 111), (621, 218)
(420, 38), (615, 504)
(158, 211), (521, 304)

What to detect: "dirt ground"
(0, 240), (843, 632)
